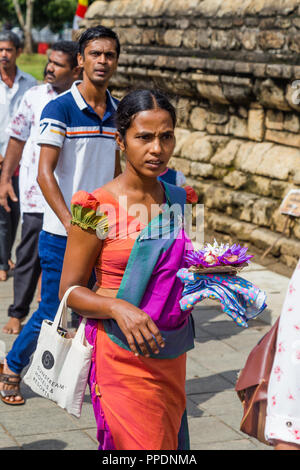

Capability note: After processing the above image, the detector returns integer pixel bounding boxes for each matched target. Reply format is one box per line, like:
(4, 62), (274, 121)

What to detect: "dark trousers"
(0, 175), (20, 270)
(8, 212), (43, 319)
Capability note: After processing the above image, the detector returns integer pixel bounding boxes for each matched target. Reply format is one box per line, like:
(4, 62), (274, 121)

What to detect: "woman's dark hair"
(115, 89), (177, 138)
(52, 41), (79, 69)
(78, 25), (120, 58)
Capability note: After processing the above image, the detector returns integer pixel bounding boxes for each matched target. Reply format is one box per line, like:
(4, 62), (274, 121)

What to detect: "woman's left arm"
(59, 224), (112, 317)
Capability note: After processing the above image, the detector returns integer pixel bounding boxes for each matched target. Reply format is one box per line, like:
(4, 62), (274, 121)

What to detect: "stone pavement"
(0, 254), (290, 451)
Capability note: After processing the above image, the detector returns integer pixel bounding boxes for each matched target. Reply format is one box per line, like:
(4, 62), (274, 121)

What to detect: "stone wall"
(80, 0), (300, 267)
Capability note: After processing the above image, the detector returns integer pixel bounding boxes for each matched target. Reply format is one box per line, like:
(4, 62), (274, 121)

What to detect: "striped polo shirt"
(37, 81), (119, 236)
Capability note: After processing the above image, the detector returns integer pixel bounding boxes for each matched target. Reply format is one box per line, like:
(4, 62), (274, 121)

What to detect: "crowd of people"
(0, 24), (298, 451)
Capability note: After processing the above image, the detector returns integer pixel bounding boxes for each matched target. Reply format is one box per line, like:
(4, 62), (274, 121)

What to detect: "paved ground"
(0, 242), (290, 450)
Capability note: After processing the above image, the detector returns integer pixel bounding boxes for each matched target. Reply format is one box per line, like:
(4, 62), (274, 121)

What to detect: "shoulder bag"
(24, 286), (93, 418)
(235, 317), (279, 446)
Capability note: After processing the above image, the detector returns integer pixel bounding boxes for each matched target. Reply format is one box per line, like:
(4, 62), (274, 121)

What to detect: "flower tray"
(188, 262), (249, 275)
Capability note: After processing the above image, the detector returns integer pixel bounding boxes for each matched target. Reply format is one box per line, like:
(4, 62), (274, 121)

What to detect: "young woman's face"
(117, 108), (176, 178)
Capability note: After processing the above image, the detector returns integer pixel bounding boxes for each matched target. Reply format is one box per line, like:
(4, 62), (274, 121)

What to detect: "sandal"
(0, 363), (25, 406)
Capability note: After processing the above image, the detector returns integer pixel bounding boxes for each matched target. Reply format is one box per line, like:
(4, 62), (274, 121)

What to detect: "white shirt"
(0, 67), (36, 156)
(37, 81), (118, 236)
(7, 83), (58, 214)
(265, 259), (300, 445)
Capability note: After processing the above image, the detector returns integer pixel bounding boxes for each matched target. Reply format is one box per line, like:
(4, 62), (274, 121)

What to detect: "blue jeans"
(6, 230), (67, 374)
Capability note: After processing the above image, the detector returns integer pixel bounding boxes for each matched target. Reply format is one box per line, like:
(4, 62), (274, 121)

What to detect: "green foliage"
(17, 53), (48, 81)
(37, 0), (78, 32)
(0, 0), (85, 32)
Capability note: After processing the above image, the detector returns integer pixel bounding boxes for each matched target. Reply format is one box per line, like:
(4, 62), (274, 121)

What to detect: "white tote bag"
(23, 286), (93, 418)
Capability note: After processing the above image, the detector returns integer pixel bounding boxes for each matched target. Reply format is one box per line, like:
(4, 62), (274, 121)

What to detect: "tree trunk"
(23, 0), (34, 54)
(12, 0), (35, 54)
(12, 0), (25, 30)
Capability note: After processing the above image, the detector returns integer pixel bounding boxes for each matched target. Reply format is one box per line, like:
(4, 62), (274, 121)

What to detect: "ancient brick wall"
(80, 0), (300, 267)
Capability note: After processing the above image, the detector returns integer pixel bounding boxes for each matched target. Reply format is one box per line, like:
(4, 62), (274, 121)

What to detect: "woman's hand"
(110, 299), (165, 357)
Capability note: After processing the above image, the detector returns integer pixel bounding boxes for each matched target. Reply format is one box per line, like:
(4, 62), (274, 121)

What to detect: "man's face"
(78, 37), (118, 86)
(44, 50), (76, 91)
(0, 41), (21, 70)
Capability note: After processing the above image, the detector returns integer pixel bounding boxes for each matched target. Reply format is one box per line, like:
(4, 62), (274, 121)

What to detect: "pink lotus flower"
(185, 240), (253, 268)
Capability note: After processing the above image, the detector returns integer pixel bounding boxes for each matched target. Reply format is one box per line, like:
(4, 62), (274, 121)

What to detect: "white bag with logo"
(23, 286), (93, 418)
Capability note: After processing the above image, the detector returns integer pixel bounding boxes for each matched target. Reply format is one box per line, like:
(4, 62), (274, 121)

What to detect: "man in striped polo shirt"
(2, 26), (121, 404)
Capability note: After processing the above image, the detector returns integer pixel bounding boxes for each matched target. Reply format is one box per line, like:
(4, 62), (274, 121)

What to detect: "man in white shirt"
(1, 26), (121, 406)
(0, 31), (36, 281)
(0, 41), (81, 335)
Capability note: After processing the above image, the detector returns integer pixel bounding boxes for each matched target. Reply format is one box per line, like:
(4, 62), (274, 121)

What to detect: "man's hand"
(0, 154), (4, 171)
(0, 180), (18, 212)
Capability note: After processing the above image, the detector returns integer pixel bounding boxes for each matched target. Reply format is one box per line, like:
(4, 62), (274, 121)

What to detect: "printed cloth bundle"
(177, 241), (267, 328)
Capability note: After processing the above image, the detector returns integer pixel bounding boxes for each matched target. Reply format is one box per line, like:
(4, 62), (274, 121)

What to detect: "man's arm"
(0, 137), (25, 212)
(37, 144), (72, 233)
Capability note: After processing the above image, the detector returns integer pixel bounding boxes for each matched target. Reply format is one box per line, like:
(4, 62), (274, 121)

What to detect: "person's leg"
(0, 206), (11, 280)
(5, 230), (67, 375)
(3, 213), (43, 334)
(0, 175), (20, 280)
(8, 175), (20, 263)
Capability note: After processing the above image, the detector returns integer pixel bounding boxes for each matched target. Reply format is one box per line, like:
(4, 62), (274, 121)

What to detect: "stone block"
(213, 167), (228, 179)
(206, 212), (235, 234)
(257, 31), (285, 50)
(196, 81), (229, 105)
(280, 237), (300, 258)
(255, 79), (290, 111)
(285, 82), (300, 112)
(230, 219), (256, 241)
(208, 108), (229, 124)
(177, 98), (193, 126)
(236, 142), (300, 181)
(252, 198), (279, 227)
(270, 180), (292, 199)
(231, 191), (259, 223)
(292, 218), (300, 239)
(247, 175), (272, 197)
(265, 129), (300, 148)
(283, 113), (300, 133)
(190, 162), (214, 178)
(271, 207), (291, 233)
(265, 64), (284, 78)
(226, 115), (248, 138)
(249, 227), (282, 256)
(204, 185), (233, 210)
(190, 107), (207, 131)
(182, 30), (198, 48)
(181, 134), (214, 162)
(223, 170), (247, 189)
(211, 139), (242, 167)
(241, 31), (257, 50)
(173, 128), (192, 156)
(265, 110), (284, 130)
(164, 29), (183, 47)
(248, 108), (265, 141)
(280, 254), (298, 269)
(170, 156), (191, 175)
(288, 33), (300, 53)
(197, 30), (211, 49)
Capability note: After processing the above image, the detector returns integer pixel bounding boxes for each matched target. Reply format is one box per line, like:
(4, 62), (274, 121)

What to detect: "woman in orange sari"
(59, 89), (194, 450)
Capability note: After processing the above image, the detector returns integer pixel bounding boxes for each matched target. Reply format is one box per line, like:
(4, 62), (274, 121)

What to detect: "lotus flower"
(185, 240), (253, 268)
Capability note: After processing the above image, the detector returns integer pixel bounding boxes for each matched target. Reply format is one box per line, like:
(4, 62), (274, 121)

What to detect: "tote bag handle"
(52, 285), (81, 331)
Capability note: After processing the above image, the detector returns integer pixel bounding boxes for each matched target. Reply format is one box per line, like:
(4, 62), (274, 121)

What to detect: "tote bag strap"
(52, 285), (81, 331)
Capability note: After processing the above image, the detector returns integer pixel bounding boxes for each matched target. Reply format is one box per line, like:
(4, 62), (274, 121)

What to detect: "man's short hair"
(51, 40), (79, 69)
(78, 25), (120, 58)
(0, 31), (21, 49)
